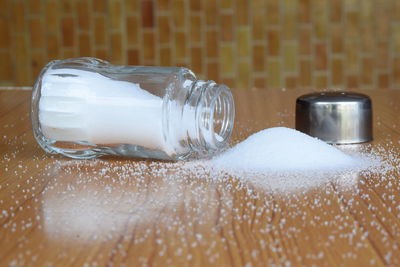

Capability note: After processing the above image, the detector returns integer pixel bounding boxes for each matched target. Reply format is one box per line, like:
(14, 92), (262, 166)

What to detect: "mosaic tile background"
(0, 0), (400, 89)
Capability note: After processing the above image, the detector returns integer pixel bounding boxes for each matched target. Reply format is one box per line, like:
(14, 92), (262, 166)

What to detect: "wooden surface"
(1, 88), (400, 266)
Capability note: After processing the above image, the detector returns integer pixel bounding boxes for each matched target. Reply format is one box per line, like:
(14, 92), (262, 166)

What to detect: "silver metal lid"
(295, 92), (373, 144)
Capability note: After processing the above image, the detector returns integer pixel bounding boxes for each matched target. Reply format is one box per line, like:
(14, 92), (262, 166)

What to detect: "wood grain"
(0, 88), (400, 266)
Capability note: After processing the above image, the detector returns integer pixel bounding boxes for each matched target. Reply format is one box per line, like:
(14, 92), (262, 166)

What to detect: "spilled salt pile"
(209, 127), (366, 175)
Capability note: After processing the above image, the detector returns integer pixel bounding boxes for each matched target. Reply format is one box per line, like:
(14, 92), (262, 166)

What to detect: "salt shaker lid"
(295, 91), (373, 144)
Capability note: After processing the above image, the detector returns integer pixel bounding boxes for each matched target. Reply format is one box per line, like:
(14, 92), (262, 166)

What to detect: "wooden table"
(1, 88), (400, 266)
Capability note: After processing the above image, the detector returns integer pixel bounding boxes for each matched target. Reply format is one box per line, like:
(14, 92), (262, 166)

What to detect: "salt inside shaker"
(31, 57), (235, 160)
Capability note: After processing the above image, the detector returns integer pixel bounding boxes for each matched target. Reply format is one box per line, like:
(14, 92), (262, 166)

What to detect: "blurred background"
(0, 0), (399, 89)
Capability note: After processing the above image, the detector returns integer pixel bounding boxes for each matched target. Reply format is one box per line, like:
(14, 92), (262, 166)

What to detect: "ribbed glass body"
(31, 57), (235, 160)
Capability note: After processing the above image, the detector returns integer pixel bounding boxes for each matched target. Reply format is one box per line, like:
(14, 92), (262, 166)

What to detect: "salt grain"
(210, 127), (364, 175)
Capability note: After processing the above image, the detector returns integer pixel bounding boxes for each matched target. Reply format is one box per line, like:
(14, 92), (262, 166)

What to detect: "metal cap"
(295, 91), (373, 144)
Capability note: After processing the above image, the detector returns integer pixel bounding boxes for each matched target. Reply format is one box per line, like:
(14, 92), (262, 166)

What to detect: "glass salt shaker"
(31, 57), (235, 160)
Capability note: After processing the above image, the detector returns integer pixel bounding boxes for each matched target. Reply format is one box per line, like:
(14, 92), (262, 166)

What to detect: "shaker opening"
(210, 85), (235, 149)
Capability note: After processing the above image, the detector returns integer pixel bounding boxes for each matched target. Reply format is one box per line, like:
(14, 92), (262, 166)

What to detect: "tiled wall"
(1, 0), (400, 89)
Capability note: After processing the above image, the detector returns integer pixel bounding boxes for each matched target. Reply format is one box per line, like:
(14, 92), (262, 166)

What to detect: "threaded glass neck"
(184, 80), (235, 157)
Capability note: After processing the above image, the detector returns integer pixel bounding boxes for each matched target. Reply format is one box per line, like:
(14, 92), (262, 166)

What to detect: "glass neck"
(183, 80), (235, 157)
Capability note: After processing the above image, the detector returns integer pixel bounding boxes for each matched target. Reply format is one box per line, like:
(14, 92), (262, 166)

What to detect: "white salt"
(209, 127), (364, 175)
(39, 68), (165, 150)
